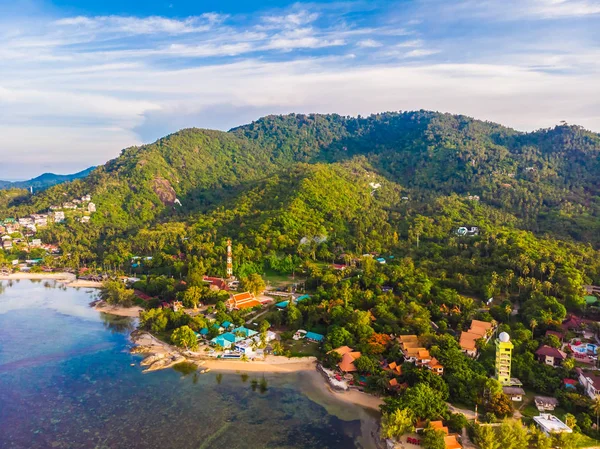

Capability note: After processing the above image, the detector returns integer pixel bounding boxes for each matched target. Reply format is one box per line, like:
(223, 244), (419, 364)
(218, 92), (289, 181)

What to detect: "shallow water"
(0, 280), (377, 449)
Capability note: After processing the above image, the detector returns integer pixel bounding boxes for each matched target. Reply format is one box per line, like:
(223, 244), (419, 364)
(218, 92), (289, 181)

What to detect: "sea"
(0, 280), (378, 449)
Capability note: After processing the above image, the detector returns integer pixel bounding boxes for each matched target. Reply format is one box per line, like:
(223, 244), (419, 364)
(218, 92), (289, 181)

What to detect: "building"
(52, 211), (65, 223)
(533, 414), (573, 435)
(88, 202), (96, 213)
(63, 202), (76, 209)
(225, 292), (261, 310)
(426, 358), (444, 376)
(495, 332), (514, 385)
(31, 214), (48, 226)
(456, 226), (479, 237)
(460, 320), (494, 357)
(30, 239), (42, 247)
(577, 369), (600, 399)
(534, 396), (559, 412)
(203, 276), (229, 291)
(82, 194), (91, 202)
(305, 331), (324, 343)
(502, 386), (525, 401)
(535, 345), (567, 367)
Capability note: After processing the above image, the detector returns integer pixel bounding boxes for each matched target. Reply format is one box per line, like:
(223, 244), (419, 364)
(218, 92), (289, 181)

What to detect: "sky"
(0, 0), (599, 179)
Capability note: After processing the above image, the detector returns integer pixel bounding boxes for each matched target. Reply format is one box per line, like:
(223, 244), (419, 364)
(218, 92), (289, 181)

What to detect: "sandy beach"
(0, 272), (76, 281)
(95, 303), (143, 317)
(0, 272), (102, 288)
(201, 356), (317, 373)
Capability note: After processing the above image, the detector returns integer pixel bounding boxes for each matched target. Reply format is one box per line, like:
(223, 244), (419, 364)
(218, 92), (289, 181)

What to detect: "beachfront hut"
(306, 332), (324, 343)
(211, 334), (236, 349)
(232, 326), (258, 339)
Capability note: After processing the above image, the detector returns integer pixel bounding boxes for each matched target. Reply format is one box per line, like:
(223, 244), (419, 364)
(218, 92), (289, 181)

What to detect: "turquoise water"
(0, 280), (377, 449)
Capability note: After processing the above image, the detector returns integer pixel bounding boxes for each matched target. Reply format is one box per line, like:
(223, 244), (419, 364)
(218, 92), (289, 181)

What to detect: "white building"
(577, 370), (600, 399)
(88, 202), (96, 213)
(53, 211), (65, 223)
(31, 214), (48, 226)
(82, 194), (91, 202)
(533, 414), (573, 435)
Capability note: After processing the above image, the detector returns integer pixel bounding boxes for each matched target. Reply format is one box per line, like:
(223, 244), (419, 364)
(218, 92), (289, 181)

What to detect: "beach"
(95, 303), (143, 317)
(201, 356), (318, 373)
(0, 272), (103, 288)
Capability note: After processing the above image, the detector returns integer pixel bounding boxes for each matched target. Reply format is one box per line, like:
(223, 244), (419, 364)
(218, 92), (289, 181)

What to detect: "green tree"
(421, 425), (446, 449)
(100, 279), (136, 307)
(240, 273), (266, 295)
(474, 425), (500, 449)
(380, 409), (414, 440)
(181, 286), (203, 309)
(497, 420), (529, 449)
(591, 396), (600, 430)
(382, 383), (448, 421)
(171, 325), (198, 350)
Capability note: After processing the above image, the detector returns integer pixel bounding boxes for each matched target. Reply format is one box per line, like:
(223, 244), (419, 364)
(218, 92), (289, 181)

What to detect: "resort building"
(305, 332), (324, 343)
(533, 414), (573, 435)
(460, 320), (494, 357)
(329, 346), (362, 373)
(502, 386), (525, 402)
(225, 291), (261, 310)
(534, 396), (559, 412)
(577, 369), (600, 399)
(535, 345), (567, 367)
(495, 332), (513, 385)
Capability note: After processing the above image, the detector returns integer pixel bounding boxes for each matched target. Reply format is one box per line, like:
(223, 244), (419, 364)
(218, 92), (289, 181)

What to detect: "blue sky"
(1, 0), (599, 179)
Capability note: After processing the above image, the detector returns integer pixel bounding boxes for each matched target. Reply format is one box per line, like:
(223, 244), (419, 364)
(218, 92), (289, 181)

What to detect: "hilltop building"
(460, 320), (494, 357)
(495, 332), (513, 385)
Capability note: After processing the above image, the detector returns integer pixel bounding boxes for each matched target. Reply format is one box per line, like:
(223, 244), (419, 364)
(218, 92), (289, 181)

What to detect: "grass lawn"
(263, 268), (306, 289)
(284, 339), (320, 358)
(576, 433), (600, 448)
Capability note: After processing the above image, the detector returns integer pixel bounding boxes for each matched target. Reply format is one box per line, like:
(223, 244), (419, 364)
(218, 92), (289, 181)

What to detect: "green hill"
(1, 111), (599, 274)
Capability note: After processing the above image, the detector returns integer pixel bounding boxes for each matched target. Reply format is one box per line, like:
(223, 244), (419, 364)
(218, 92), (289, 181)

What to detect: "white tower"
(226, 239), (233, 278)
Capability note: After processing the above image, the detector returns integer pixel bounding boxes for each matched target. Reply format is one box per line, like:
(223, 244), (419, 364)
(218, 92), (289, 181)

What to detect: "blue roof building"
(221, 321), (233, 329)
(276, 301), (289, 309)
(306, 331), (324, 343)
(232, 326), (258, 339)
(199, 328), (209, 336)
(296, 295), (310, 302)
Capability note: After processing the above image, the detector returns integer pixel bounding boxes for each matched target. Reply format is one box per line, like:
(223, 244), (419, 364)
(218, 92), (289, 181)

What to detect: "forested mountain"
(0, 167), (95, 191)
(1, 111), (600, 285)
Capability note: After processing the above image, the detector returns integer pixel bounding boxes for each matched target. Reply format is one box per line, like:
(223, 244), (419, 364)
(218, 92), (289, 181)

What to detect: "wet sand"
(0, 272), (76, 281)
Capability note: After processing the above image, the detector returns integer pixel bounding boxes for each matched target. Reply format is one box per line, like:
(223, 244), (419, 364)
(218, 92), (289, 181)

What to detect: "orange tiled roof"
(226, 292), (261, 310)
(444, 435), (462, 449)
(329, 346), (354, 356)
(429, 421), (449, 435)
(338, 351), (361, 372)
(459, 331), (482, 351)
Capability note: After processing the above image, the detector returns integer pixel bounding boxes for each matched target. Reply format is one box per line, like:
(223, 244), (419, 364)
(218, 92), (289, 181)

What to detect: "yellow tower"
(495, 332), (513, 385)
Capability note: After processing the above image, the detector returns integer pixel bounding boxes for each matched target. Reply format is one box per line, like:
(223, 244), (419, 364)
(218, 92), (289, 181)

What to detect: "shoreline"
(129, 330), (383, 413)
(95, 303), (143, 317)
(0, 272), (103, 288)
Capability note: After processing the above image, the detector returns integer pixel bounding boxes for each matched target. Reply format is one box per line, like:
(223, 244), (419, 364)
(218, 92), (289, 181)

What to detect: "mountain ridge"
(0, 167), (96, 191)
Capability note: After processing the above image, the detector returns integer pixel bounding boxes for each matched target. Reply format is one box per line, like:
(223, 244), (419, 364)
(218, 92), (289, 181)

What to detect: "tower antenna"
(226, 239), (233, 279)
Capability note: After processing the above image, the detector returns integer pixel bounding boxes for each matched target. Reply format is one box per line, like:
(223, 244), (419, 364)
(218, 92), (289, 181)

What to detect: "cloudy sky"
(0, 0), (599, 179)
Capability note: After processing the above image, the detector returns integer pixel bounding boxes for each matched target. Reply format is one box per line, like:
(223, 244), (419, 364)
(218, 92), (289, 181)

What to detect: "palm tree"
(591, 396), (600, 431)
(530, 318), (538, 336)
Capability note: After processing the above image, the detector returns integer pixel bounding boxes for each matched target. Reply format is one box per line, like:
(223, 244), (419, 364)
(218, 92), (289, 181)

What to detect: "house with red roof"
(535, 345), (567, 367)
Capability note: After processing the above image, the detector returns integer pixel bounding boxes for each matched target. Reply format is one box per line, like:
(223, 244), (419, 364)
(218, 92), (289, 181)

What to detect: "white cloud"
(53, 14), (223, 35)
(0, 1), (599, 178)
(357, 39), (383, 48)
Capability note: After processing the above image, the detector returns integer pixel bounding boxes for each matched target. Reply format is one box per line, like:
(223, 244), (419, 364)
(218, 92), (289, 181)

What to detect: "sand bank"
(68, 280), (103, 288)
(201, 356), (317, 373)
(0, 272), (76, 281)
(95, 303), (143, 317)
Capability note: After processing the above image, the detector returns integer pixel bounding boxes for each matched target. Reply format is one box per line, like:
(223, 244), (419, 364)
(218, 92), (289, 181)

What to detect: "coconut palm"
(591, 396), (600, 431)
(530, 318), (538, 336)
